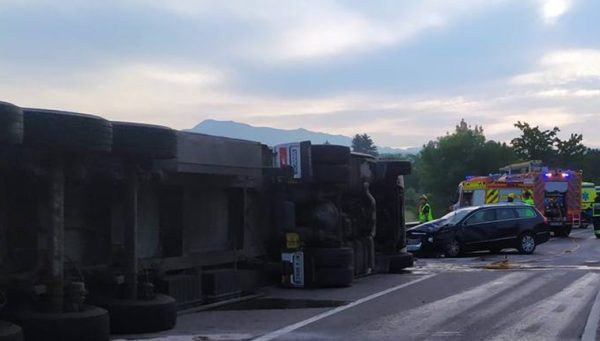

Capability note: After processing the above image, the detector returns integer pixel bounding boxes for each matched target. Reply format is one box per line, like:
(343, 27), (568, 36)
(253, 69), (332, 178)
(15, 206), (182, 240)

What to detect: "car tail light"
(542, 215), (548, 225)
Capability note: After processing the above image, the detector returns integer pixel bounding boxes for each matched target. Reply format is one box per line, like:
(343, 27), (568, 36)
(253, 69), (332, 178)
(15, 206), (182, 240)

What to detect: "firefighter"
(522, 191), (534, 206)
(507, 193), (515, 203)
(418, 195), (433, 222)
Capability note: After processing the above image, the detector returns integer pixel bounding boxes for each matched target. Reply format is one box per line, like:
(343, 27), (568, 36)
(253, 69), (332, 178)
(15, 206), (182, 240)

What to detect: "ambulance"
(452, 161), (582, 237)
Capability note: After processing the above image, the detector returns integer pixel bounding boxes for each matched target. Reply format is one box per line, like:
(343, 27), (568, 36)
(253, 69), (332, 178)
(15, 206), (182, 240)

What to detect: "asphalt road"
(120, 227), (600, 341)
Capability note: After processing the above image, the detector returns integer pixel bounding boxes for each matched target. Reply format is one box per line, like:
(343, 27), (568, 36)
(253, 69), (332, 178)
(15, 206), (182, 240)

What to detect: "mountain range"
(189, 120), (421, 155)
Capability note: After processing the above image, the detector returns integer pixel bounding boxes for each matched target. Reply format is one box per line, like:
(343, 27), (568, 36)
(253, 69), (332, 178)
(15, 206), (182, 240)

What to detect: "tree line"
(352, 120), (600, 221)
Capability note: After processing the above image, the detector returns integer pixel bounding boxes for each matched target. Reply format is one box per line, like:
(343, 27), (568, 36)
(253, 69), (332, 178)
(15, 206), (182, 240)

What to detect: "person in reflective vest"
(418, 194), (433, 222)
(522, 191), (534, 206)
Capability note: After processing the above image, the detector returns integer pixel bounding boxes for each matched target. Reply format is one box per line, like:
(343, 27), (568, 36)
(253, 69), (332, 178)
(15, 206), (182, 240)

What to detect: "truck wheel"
(112, 122), (177, 159)
(313, 165), (350, 184)
(93, 294), (176, 334)
(517, 232), (536, 254)
(388, 253), (414, 273)
(307, 247), (353, 268)
(0, 321), (23, 341)
(444, 239), (461, 257)
(9, 305), (109, 341)
(23, 109), (112, 153)
(555, 226), (572, 237)
(313, 268), (353, 287)
(0, 102), (24, 146)
(311, 145), (350, 165)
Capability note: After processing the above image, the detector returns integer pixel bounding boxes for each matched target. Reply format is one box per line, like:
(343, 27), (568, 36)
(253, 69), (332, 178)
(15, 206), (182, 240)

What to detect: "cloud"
(539, 0), (573, 24)
(511, 49), (600, 85)
(143, 0), (506, 61)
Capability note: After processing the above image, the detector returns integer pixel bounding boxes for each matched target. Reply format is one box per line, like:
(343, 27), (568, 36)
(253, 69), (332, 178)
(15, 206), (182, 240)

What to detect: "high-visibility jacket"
(419, 203), (433, 222)
(523, 197), (534, 206)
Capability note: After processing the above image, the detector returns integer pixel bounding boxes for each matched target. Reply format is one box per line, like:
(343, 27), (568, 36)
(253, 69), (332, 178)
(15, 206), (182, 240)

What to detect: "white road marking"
(251, 274), (436, 341)
(421, 271), (567, 340)
(582, 279), (600, 341)
(490, 272), (600, 341)
(363, 272), (531, 338)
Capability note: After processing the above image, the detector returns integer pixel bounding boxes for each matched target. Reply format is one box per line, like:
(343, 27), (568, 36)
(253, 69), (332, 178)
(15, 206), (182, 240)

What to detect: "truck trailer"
(0, 101), (414, 341)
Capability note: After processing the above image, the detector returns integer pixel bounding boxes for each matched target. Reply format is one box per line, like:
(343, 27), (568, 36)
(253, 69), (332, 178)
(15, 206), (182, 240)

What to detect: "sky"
(1, 0), (600, 149)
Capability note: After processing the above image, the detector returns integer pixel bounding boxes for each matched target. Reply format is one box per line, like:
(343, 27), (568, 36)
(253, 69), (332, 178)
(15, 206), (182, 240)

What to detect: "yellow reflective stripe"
(486, 189), (499, 204)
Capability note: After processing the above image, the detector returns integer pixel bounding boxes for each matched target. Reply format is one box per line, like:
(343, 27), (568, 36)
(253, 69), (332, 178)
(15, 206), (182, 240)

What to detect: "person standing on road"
(522, 191), (534, 206)
(507, 193), (515, 203)
(418, 195), (433, 223)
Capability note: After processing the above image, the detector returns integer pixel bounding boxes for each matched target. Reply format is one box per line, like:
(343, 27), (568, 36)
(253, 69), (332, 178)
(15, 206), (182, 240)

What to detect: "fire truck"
(452, 161), (582, 237)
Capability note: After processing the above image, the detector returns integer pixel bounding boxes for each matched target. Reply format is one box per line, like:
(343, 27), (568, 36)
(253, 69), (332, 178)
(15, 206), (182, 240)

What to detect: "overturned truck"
(0, 101), (413, 341)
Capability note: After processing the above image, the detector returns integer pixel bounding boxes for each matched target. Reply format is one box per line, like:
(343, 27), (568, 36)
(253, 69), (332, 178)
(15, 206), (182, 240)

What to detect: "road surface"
(119, 227), (600, 341)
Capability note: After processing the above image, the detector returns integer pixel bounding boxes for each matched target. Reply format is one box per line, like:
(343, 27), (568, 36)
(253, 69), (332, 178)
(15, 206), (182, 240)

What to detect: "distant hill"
(189, 120), (420, 155)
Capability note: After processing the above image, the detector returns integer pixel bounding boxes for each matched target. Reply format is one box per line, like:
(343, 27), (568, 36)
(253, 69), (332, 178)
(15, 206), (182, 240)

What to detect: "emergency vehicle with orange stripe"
(451, 161), (582, 237)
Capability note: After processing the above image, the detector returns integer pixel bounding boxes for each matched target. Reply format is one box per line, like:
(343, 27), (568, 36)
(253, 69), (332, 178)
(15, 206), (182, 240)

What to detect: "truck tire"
(311, 145), (351, 165)
(376, 161), (412, 181)
(0, 102), (23, 146)
(0, 321), (23, 341)
(94, 294), (176, 334)
(9, 305), (109, 341)
(112, 122), (177, 159)
(23, 108), (112, 153)
(388, 253), (415, 273)
(555, 226), (572, 237)
(307, 247), (353, 268)
(313, 268), (353, 287)
(313, 165), (350, 184)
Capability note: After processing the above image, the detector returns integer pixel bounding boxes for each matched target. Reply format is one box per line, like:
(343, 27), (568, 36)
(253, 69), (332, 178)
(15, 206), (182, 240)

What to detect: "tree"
(511, 121), (559, 162)
(417, 119), (517, 217)
(352, 133), (378, 156)
(511, 121), (586, 167)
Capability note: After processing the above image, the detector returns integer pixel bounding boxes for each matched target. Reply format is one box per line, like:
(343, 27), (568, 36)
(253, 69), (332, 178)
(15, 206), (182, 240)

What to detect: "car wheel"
(444, 239), (461, 257)
(517, 233), (536, 254)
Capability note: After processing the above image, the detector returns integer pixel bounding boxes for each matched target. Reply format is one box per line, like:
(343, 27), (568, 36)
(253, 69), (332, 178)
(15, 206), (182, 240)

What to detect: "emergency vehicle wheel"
(444, 239), (461, 257)
(517, 232), (536, 254)
(0, 101), (24, 146)
(111, 122), (177, 159)
(9, 305), (109, 341)
(23, 108), (112, 153)
(0, 320), (23, 341)
(311, 145), (351, 165)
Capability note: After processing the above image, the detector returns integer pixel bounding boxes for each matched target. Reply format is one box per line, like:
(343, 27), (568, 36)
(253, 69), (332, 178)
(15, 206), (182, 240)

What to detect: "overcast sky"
(1, 0), (599, 149)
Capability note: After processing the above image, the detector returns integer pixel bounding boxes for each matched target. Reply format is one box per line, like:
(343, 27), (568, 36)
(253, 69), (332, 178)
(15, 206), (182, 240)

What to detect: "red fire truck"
(452, 161), (582, 237)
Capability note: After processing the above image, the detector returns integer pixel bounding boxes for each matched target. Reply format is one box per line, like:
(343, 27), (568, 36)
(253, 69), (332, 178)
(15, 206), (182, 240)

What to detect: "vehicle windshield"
(439, 207), (478, 225)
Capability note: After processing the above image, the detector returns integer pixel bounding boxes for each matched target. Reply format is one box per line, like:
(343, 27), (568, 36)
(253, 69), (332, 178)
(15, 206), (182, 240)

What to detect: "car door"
(493, 207), (519, 243)
(460, 208), (497, 251)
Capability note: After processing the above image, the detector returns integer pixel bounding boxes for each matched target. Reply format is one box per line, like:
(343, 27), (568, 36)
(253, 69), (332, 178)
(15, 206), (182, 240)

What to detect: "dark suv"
(407, 203), (550, 257)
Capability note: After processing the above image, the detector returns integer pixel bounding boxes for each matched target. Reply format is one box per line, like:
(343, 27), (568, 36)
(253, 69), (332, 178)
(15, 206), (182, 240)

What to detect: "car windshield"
(439, 207), (478, 224)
